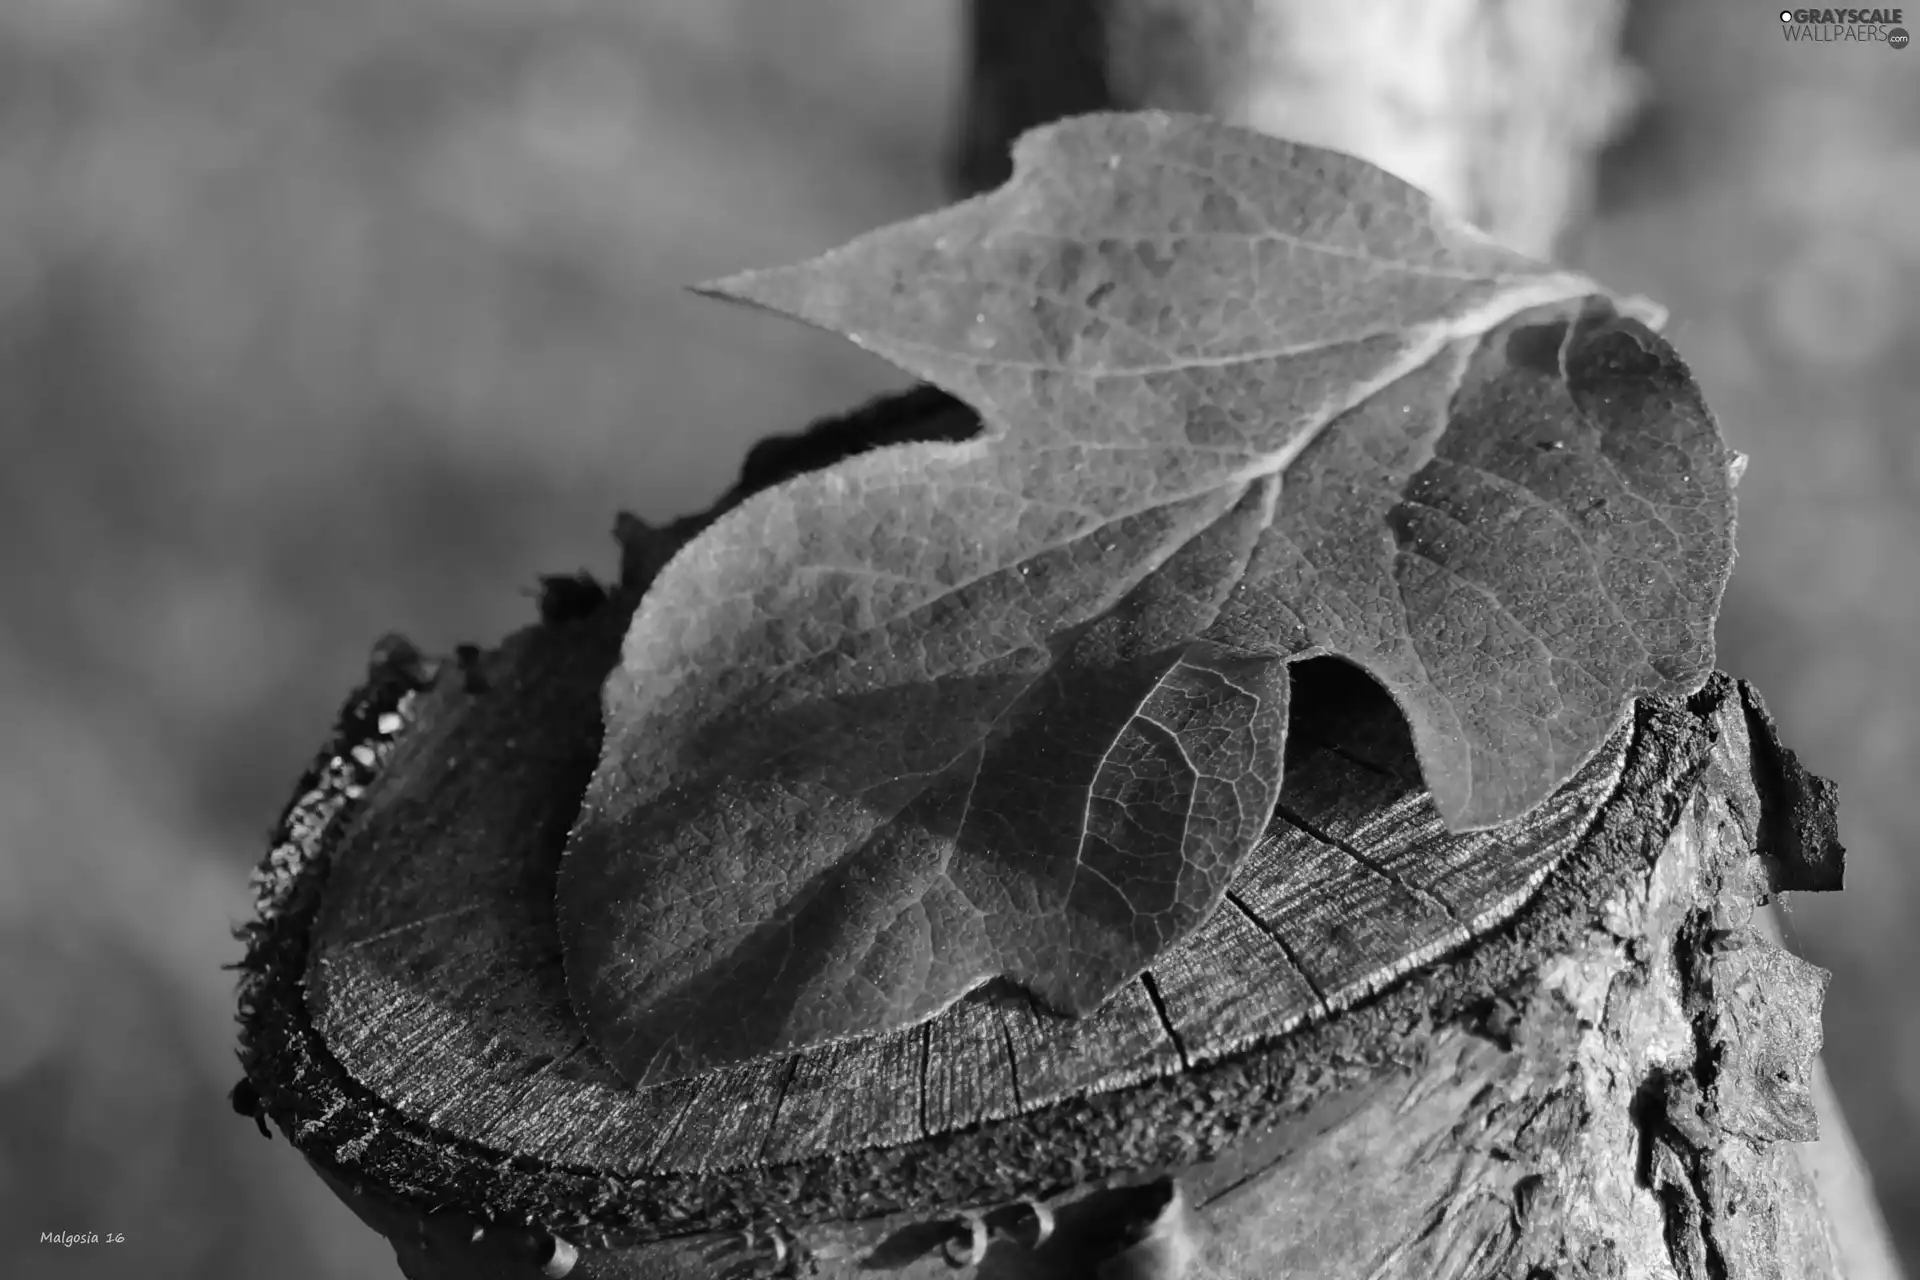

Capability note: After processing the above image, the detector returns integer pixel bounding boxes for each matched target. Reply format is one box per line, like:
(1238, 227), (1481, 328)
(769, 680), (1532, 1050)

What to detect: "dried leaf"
(558, 113), (1735, 1085)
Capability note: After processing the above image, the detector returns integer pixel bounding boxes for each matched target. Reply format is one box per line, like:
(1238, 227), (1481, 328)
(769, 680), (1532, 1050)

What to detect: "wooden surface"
(302, 583), (1633, 1182)
(230, 382), (1843, 1273)
(261, 653), (1851, 1278)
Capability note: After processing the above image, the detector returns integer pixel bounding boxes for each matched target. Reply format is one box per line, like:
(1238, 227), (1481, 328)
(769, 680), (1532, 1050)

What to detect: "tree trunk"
(230, 3), (1899, 1278)
(959, 0), (1644, 255)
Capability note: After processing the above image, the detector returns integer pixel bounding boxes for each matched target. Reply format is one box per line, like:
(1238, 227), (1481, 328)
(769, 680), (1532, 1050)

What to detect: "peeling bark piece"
(1738, 679), (1845, 894)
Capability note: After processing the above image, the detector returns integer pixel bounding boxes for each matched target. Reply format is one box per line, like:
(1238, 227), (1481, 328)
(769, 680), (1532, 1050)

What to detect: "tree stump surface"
(231, 383), (1854, 1279)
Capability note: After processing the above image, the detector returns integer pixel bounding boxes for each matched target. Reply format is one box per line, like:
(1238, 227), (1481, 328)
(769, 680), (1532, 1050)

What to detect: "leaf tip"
(693, 254), (869, 347)
(689, 264), (798, 312)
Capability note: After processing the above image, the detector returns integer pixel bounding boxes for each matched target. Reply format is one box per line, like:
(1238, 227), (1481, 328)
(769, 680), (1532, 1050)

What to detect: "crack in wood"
(998, 1008), (1024, 1114)
(1272, 799), (1466, 924)
(1224, 889), (1333, 1016)
(753, 1057), (803, 1166)
(915, 1021), (934, 1141)
(648, 1078), (704, 1172)
(335, 904), (489, 952)
(1138, 971), (1192, 1070)
(1298, 734), (1408, 784)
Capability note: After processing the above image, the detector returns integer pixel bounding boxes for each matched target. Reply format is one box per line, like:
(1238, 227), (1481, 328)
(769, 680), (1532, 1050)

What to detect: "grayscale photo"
(1, 2), (1914, 1277)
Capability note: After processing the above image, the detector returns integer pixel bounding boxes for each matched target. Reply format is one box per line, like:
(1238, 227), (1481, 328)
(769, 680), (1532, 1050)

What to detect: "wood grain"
(305, 602), (1635, 1179)
(231, 387), (1850, 1265)
(298, 687), (1851, 1277)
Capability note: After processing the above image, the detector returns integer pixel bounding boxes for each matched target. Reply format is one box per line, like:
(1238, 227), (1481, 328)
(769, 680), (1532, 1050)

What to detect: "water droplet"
(967, 313), (997, 352)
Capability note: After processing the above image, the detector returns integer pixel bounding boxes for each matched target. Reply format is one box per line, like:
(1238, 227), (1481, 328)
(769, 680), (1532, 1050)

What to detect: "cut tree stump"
(232, 384), (1856, 1280)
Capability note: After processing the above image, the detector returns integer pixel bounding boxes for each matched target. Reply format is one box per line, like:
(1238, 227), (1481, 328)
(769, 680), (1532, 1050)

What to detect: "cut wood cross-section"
(234, 385), (1854, 1280)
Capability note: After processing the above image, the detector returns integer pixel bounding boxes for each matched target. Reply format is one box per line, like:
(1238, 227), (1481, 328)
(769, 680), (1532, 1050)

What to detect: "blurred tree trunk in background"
(960, 0), (1641, 255)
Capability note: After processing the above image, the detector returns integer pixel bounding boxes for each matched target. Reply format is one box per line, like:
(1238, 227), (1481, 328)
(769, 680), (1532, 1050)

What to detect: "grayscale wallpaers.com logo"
(1779, 7), (1909, 45)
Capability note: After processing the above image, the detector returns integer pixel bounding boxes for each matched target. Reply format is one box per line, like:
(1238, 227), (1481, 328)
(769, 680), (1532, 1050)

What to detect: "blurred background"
(0, 0), (1912, 1276)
